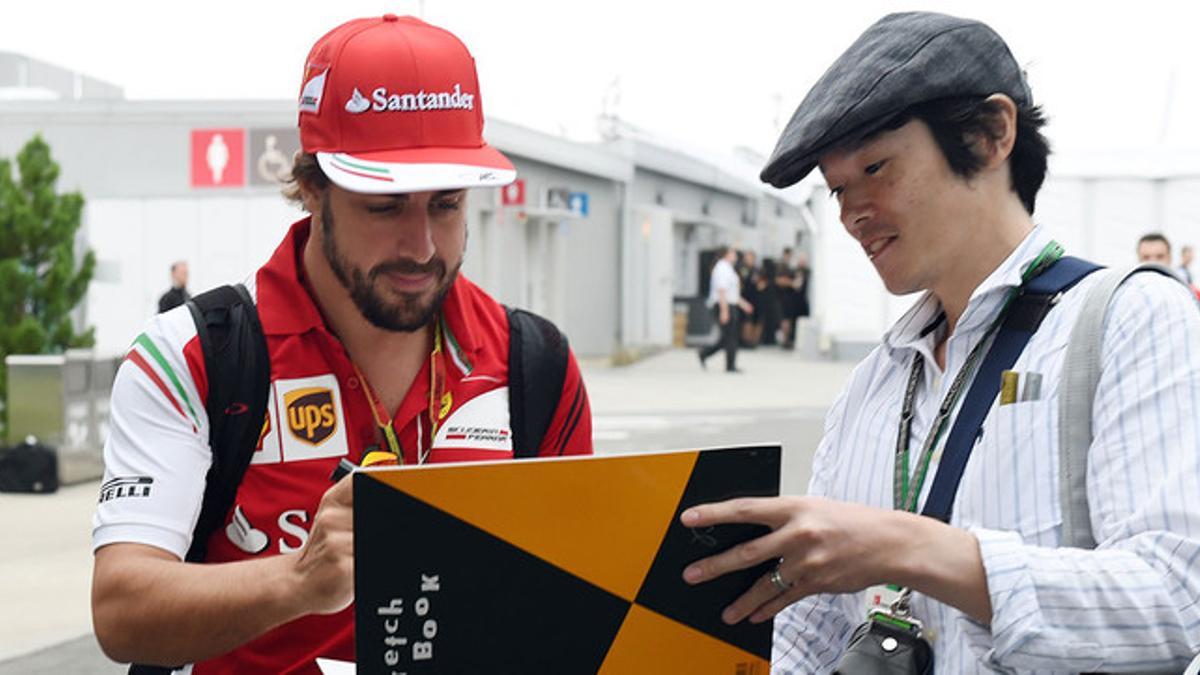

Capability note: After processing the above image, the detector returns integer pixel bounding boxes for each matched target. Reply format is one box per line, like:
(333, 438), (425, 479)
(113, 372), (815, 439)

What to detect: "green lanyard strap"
(893, 240), (1063, 512)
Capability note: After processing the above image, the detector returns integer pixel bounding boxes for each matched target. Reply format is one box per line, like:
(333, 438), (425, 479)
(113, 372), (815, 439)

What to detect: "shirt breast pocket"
(955, 399), (1062, 542)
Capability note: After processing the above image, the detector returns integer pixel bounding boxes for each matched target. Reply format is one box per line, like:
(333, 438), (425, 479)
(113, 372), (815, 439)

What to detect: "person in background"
(1136, 231), (1172, 265)
(1137, 234), (1200, 299)
(699, 246), (752, 372)
(775, 247), (798, 348)
(792, 250), (811, 320)
(789, 251), (811, 350)
(738, 250), (764, 347)
(737, 249), (758, 290)
(157, 261), (190, 313)
(757, 257), (783, 346)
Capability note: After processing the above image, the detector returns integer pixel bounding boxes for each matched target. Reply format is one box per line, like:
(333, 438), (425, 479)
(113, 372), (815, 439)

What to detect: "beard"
(319, 196), (460, 332)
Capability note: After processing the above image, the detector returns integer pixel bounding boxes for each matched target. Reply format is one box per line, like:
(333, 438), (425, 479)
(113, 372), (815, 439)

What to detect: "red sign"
(191, 128), (246, 188)
(500, 179), (525, 206)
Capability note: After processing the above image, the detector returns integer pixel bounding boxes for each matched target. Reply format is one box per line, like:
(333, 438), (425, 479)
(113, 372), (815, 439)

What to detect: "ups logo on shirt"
(252, 375), (347, 465)
(284, 387), (337, 445)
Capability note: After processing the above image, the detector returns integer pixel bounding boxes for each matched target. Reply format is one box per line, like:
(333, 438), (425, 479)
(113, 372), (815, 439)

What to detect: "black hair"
(1138, 232), (1171, 251)
(707, 246), (728, 275)
(881, 96), (1050, 215)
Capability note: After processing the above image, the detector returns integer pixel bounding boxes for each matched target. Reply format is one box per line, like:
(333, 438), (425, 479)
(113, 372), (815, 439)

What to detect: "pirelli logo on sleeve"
(99, 476), (153, 503)
(253, 375), (348, 464)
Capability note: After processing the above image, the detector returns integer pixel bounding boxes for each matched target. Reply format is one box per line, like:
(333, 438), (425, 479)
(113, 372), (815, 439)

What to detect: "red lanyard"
(352, 319), (451, 465)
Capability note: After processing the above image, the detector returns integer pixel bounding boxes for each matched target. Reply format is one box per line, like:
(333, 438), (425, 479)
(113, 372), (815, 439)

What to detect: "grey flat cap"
(761, 12), (1031, 188)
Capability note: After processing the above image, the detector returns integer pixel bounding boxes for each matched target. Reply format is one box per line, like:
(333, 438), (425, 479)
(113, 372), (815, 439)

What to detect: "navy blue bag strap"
(921, 256), (1101, 522)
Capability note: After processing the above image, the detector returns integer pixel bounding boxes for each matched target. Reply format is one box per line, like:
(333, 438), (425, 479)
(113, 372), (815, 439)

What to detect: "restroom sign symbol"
(191, 128), (246, 188)
(500, 179), (525, 206)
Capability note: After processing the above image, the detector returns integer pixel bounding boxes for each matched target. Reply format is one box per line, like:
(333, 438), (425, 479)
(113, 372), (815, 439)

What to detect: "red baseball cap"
(297, 14), (516, 194)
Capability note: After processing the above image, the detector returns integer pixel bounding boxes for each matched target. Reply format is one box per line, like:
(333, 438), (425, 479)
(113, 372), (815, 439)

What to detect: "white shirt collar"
(881, 225), (1055, 361)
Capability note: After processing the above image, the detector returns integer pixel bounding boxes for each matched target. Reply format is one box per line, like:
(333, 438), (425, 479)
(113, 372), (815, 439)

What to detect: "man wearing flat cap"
(680, 11), (1200, 672)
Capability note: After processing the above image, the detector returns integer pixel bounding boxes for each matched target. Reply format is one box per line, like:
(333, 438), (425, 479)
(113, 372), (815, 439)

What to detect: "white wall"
(1036, 177), (1200, 266)
(810, 173), (1200, 350)
(623, 204), (674, 348)
(86, 195), (300, 356)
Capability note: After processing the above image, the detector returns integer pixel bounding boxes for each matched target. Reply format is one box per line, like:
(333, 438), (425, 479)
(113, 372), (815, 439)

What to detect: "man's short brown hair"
(282, 152), (330, 208)
(1138, 232), (1171, 252)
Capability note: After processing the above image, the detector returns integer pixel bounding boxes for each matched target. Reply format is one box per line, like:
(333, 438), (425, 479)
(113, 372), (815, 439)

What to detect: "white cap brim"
(317, 151), (517, 194)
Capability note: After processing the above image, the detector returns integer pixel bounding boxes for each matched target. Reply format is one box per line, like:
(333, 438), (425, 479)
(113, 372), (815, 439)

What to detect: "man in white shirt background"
(698, 246), (753, 373)
(680, 11), (1200, 673)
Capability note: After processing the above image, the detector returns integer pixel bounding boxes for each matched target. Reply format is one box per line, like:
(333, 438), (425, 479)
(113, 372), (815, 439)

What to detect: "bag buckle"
(866, 587), (925, 644)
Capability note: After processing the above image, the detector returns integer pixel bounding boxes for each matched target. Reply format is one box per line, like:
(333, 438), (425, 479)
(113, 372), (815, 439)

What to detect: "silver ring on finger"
(769, 566), (793, 594)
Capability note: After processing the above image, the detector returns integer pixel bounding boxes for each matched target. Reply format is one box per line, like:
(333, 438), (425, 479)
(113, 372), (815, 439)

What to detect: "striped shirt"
(773, 226), (1200, 673)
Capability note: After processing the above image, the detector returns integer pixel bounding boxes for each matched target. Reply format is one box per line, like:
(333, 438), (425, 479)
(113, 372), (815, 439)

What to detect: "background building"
(810, 148), (1200, 358)
(7, 52), (1193, 363)
(0, 53), (812, 360)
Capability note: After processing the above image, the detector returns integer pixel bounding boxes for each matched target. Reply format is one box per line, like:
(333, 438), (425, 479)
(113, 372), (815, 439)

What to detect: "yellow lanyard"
(428, 318), (451, 444)
(352, 319), (450, 465)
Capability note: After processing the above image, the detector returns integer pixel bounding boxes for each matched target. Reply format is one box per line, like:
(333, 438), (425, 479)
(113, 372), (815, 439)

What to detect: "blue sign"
(568, 191), (589, 217)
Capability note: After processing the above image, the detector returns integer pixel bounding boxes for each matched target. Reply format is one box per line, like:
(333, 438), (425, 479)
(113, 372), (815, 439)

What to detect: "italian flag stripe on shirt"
(442, 316), (472, 375)
(128, 333), (201, 430)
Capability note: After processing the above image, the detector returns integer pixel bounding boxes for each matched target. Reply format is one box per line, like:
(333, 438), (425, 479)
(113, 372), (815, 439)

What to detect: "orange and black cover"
(353, 445), (780, 674)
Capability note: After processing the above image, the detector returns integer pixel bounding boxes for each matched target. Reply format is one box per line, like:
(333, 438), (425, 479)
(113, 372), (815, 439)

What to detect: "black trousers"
(700, 307), (740, 371)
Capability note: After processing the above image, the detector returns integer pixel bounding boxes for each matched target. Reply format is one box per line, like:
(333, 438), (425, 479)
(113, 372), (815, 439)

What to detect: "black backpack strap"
(505, 307), (570, 458)
(183, 284), (271, 562)
(130, 284), (270, 675)
(921, 256), (1101, 521)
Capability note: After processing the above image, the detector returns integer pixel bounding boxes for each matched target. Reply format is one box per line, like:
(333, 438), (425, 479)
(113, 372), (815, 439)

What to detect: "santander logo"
(345, 89), (371, 114)
(344, 83), (475, 115)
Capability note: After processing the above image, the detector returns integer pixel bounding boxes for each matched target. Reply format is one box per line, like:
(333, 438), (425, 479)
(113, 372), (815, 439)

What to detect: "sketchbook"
(353, 445), (780, 674)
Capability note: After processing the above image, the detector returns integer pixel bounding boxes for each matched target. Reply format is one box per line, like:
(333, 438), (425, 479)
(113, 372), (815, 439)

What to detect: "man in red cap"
(91, 15), (592, 673)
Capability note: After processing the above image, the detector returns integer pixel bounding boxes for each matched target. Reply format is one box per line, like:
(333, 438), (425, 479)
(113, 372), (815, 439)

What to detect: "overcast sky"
(6, 1), (1200, 162)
